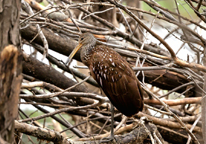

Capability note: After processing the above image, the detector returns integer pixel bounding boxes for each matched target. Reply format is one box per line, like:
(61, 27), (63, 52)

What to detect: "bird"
(67, 32), (144, 141)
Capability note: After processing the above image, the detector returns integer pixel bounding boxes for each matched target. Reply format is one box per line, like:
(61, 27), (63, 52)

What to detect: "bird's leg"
(132, 117), (140, 130)
(99, 103), (116, 143)
(132, 116), (151, 130)
(139, 117), (155, 143)
(110, 103), (114, 139)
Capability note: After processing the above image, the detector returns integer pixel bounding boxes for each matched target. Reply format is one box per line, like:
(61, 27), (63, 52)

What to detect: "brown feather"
(71, 33), (144, 117)
(88, 45), (143, 117)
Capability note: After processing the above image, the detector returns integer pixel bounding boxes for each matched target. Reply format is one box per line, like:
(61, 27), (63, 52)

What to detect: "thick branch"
(157, 125), (188, 144)
(15, 121), (70, 144)
(0, 45), (22, 143)
(20, 25), (80, 60)
(22, 53), (87, 92)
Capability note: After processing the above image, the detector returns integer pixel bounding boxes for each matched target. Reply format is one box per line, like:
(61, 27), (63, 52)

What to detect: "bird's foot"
(132, 118), (140, 130)
(132, 121), (140, 130)
(99, 135), (116, 144)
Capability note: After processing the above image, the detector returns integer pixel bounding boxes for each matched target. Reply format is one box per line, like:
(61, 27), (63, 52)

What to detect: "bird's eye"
(80, 38), (84, 41)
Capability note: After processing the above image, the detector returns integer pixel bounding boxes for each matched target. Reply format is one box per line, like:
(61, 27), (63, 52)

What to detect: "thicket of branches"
(12, 0), (206, 143)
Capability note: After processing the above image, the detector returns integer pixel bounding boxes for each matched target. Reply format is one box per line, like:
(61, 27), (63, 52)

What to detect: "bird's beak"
(67, 43), (83, 65)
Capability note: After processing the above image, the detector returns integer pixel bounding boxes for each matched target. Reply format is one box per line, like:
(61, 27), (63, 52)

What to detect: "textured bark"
(138, 69), (191, 93)
(110, 123), (164, 144)
(15, 121), (68, 144)
(0, 0), (22, 143)
(201, 56), (206, 143)
(0, 46), (22, 143)
(22, 54), (88, 92)
(157, 126), (189, 144)
(20, 25), (79, 60)
(0, 1), (21, 49)
(158, 125), (203, 144)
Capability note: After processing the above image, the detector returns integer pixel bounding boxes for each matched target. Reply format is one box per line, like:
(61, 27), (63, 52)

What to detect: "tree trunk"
(201, 55), (206, 143)
(0, 0), (22, 143)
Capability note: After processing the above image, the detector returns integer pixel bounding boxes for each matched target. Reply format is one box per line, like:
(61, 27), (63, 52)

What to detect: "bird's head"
(79, 33), (96, 46)
(67, 33), (96, 64)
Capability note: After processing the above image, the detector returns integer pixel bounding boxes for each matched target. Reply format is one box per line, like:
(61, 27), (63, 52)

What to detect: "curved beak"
(66, 43), (83, 65)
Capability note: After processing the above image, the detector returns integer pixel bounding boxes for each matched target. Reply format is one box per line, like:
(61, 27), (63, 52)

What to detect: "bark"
(0, 0), (21, 49)
(0, 46), (22, 143)
(158, 125), (203, 144)
(20, 25), (80, 60)
(138, 68), (192, 93)
(157, 125), (189, 144)
(15, 121), (70, 144)
(201, 55), (206, 143)
(22, 54), (88, 92)
(0, 0), (22, 143)
(114, 123), (164, 144)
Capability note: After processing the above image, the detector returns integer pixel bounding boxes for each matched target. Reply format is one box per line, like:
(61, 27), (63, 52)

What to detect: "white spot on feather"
(111, 76), (115, 82)
(100, 77), (103, 87)
(104, 74), (106, 79)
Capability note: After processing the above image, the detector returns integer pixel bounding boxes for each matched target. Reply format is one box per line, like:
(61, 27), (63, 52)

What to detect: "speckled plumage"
(79, 33), (144, 117)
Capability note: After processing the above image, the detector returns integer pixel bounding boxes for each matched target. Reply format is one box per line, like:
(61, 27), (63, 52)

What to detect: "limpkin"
(67, 33), (144, 141)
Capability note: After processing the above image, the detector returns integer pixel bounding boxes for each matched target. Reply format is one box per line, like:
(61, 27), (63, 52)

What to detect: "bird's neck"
(80, 44), (95, 66)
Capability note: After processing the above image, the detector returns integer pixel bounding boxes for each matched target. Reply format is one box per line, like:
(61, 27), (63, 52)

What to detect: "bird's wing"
(89, 47), (143, 116)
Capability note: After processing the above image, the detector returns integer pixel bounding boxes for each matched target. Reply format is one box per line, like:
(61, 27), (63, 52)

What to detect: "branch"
(15, 121), (71, 144)
(144, 97), (201, 106)
(0, 45), (22, 142)
(137, 112), (201, 133)
(20, 25), (79, 60)
(22, 53), (87, 92)
(110, 0), (206, 73)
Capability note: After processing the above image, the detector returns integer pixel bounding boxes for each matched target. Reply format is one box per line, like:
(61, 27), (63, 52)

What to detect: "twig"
(142, 86), (200, 143)
(22, 0), (49, 59)
(186, 115), (201, 144)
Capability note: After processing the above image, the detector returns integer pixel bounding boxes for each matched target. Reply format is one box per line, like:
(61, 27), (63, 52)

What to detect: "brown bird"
(67, 33), (144, 140)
